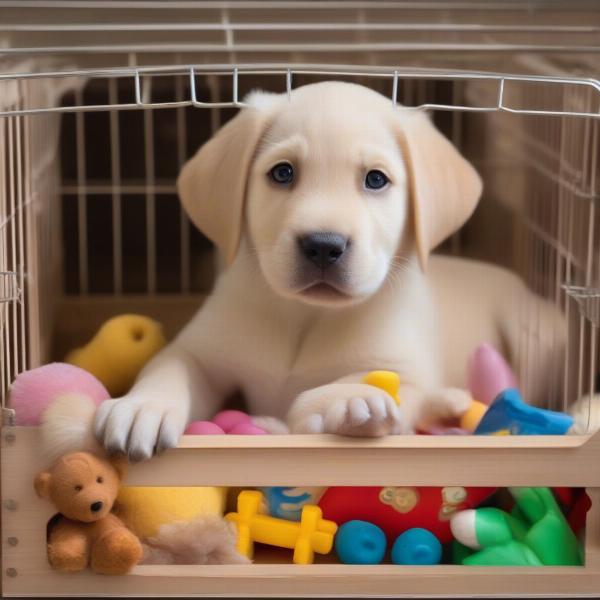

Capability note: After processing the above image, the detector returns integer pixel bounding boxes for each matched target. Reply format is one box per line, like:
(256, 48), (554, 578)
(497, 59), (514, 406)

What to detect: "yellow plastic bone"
(362, 370), (401, 406)
(225, 490), (337, 564)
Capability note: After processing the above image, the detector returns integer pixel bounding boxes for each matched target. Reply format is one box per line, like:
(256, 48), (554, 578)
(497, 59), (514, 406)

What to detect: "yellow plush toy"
(115, 486), (227, 539)
(66, 314), (166, 396)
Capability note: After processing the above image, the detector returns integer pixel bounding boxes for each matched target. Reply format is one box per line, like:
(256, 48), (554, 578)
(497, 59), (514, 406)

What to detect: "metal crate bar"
(0, 64), (599, 118)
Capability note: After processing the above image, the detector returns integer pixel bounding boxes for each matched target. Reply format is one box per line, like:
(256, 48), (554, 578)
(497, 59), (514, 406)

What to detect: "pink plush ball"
(8, 362), (109, 426)
(212, 410), (252, 433)
(467, 343), (518, 406)
(184, 421), (225, 435)
(228, 423), (267, 435)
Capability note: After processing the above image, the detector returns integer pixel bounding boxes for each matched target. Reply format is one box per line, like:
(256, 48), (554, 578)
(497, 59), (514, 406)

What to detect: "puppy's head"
(178, 82), (481, 307)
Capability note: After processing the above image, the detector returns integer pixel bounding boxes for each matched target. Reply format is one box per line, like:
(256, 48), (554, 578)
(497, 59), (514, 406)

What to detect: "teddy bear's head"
(34, 452), (127, 523)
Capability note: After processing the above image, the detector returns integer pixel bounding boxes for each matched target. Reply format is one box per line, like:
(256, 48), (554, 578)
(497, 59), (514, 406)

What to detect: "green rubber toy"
(450, 487), (583, 566)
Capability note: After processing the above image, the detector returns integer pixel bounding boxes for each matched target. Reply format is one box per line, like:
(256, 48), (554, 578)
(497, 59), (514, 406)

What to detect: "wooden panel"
(585, 488), (600, 568)
(4, 427), (600, 487)
(3, 564), (600, 597)
(108, 431), (600, 487)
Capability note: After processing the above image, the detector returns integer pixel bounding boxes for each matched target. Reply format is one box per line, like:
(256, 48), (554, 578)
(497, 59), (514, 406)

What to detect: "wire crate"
(1, 1), (600, 597)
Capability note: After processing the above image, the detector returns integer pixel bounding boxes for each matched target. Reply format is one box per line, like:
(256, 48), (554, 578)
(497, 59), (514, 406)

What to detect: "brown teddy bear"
(34, 451), (143, 575)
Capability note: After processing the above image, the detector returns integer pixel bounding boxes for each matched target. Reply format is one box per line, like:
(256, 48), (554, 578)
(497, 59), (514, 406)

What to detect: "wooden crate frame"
(2, 427), (600, 597)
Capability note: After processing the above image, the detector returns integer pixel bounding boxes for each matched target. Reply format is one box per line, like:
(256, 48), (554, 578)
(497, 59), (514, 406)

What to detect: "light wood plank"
(3, 564), (600, 597)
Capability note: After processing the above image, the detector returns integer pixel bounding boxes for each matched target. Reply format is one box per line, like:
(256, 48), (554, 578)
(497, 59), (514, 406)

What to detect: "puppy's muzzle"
(298, 232), (349, 269)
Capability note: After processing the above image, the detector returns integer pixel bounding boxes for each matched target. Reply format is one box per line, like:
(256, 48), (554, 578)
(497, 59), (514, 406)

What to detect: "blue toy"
(335, 520), (387, 565)
(261, 487), (324, 521)
(474, 388), (573, 435)
(391, 528), (442, 565)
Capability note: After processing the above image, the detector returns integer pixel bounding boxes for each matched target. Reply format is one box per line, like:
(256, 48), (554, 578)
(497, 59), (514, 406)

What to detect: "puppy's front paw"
(251, 415), (290, 434)
(288, 383), (403, 437)
(416, 387), (473, 430)
(94, 396), (186, 461)
(426, 388), (473, 419)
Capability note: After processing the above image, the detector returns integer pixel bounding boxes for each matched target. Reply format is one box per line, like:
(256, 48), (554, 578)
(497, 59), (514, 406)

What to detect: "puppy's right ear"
(177, 105), (272, 265)
(34, 472), (52, 499)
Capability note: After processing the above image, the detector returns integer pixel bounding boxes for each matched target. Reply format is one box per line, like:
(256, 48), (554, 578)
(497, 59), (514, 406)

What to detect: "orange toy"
(34, 452), (142, 575)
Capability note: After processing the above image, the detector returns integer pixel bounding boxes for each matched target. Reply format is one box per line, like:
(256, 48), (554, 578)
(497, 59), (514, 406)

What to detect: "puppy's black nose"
(298, 232), (348, 269)
(90, 501), (103, 513)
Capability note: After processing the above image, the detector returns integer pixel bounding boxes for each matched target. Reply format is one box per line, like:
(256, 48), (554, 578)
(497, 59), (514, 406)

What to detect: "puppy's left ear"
(394, 110), (482, 270)
(177, 104), (272, 264)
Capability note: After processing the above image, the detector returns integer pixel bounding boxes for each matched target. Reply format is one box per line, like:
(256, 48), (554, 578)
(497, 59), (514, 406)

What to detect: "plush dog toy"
(34, 452), (143, 575)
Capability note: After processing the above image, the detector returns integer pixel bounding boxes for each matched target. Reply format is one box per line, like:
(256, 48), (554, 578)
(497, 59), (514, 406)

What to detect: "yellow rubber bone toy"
(225, 490), (337, 564)
(362, 370), (401, 406)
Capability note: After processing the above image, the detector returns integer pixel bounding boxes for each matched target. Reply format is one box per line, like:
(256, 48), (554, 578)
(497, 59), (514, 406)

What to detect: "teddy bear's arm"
(47, 518), (91, 572)
(89, 515), (143, 575)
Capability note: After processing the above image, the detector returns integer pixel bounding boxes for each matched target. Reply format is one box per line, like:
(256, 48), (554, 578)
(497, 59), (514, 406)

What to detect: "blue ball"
(391, 528), (442, 565)
(335, 520), (387, 565)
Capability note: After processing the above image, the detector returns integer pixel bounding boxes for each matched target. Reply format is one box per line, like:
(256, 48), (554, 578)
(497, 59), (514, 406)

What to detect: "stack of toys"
(6, 315), (589, 570)
(224, 485), (585, 566)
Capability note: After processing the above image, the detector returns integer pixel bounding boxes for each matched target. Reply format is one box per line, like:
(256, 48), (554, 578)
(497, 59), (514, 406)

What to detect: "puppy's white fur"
(42, 393), (103, 463)
(93, 82), (564, 459)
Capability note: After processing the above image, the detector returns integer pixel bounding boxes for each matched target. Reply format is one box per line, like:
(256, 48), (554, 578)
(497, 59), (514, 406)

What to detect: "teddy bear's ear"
(109, 455), (129, 481)
(34, 472), (52, 499)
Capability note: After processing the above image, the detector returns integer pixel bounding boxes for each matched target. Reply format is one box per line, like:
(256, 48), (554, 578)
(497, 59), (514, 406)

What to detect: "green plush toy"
(450, 487), (583, 566)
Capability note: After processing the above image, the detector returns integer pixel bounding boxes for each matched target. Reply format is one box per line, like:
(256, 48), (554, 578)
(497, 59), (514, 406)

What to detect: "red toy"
(319, 486), (496, 544)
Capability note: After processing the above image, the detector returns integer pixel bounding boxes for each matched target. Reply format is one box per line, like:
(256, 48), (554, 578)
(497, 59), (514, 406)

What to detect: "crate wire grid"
(1, 0), (600, 59)
(0, 63), (599, 424)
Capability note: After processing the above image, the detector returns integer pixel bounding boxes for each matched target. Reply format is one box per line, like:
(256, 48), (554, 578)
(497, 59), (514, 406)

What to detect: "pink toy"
(228, 423), (267, 435)
(8, 362), (109, 425)
(467, 343), (518, 406)
(185, 410), (267, 435)
(212, 410), (253, 432)
(184, 421), (226, 435)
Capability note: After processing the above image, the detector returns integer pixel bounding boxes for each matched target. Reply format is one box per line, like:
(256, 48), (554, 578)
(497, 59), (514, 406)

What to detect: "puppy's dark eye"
(74, 485), (83, 492)
(365, 170), (389, 190)
(97, 477), (104, 484)
(269, 162), (294, 185)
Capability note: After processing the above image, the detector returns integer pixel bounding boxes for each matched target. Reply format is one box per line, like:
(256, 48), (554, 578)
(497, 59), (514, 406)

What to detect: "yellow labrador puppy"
(95, 81), (562, 459)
